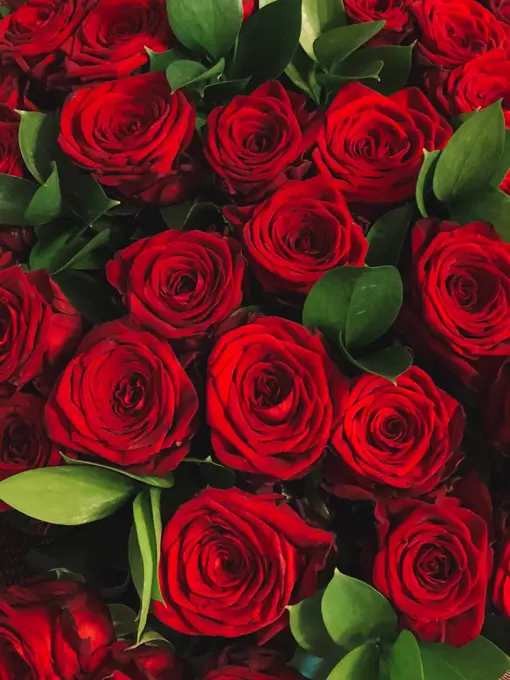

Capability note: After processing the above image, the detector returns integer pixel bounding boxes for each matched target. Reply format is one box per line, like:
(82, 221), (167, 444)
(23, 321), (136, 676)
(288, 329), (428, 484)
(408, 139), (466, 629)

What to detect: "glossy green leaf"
(166, 0), (242, 61)
(344, 44), (413, 95)
(284, 46), (322, 103)
(60, 453), (174, 489)
(389, 630), (423, 680)
(29, 225), (111, 274)
(18, 111), (59, 184)
(231, 0), (302, 89)
(150, 487), (164, 602)
(420, 637), (510, 680)
(24, 163), (62, 226)
(420, 647), (465, 680)
(300, 0), (346, 60)
(433, 100), (505, 203)
(328, 58), (384, 81)
(313, 20), (385, 70)
(288, 589), (334, 656)
(346, 343), (413, 383)
(449, 188), (510, 242)
(51, 270), (119, 324)
(322, 569), (398, 649)
(0, 466), (136, 525)
(327, 643), (379, 679)
(416, 149), (440, 217)
(366, 203), (414, 267)
(166, 58), (224, 92)
(0, 174), (38, 225)
(146, 47), (183, 72)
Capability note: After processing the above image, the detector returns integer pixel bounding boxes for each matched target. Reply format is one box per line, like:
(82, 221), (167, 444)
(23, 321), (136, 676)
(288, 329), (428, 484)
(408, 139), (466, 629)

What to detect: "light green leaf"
(150, 487), (164, 602)
(166, 0), (242, 61)
(366, 203), (414, 267)
(24, 163), (62, 227)
(300, 0), (346, 60)
(60, 453), (174, 489)
(0, 466), (136, 525)
(327, 643), (379, 679)
(420, 637), (510, 680)
(420, 647), (465, 680)
(18, 111), (59, 184)
(389, 630), (423, 680)
(313, 20), (385, 70)
(433, 100), (505, 203)
(288, 590), (334, 657)
(0, 174), (38, 225)
(416, 149), (440, 218)
(127, 629), (174, 650)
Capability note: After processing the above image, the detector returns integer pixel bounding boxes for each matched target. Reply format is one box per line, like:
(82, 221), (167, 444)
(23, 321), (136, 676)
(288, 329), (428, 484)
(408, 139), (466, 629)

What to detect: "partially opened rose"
(486, 0), (510, 23)
(0, 106), (23, 178)
(344, 0), (414, 45)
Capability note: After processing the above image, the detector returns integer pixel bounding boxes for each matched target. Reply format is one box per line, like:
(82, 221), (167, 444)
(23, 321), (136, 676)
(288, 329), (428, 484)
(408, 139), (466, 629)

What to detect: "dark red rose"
(0, 247), (14, 269)
(398, 219), (510, 391)
(411, 0), (509, 69)
(207, 316), (343, 480)
(0, 0), (95, 79)
(45, 319), (199, 476)
(203, 646), (305, 680)
(60, 0), (173, 85)
(0, 578), (115, 679)
(424, 50), (510, 126)
(326, 366), (465, 500)
(344, 0), (414, 45)
(486, 0), (510, 23)
(154, 487), (334, 638)
(204, 81), (320, 201)
(106, 230), (245, 342)
(502, 171), (510, 195)
(0, 105), (23, 177)
(485, 359), (510, 455)
(59, 72), (201, 205)
(242, 176), (367, 298)
(243, 0), (256, 18)
(0, 62), (36, 109)
(493, 534), (510, 618)
(0, 225), (34, 256)
(373, 496), (492, 646)
(313, 83), (451, 206)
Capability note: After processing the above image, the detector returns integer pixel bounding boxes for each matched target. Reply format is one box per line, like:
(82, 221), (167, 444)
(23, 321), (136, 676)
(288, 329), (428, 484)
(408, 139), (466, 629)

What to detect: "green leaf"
(203, 77), (251, 104)
(420, 637), (510, 680)
(419, 647), (464, 680)
(433, 100), (505, 203)
(0, 6), (9, 17)
(346, 343), (413, 383)
(416, 149), (440, 218)
(322, 569), (398, 649)
(146, 47), (183, 72)
(288, 590), (334, 657)
(327, 58), (384, 82)
(166, 0), (242, 61)
(313, 20), (385, 70)
(343, 44), (413, 95)
(327, 643), (380, 679)
(449, 188), (510, 242)
(18, 111), (59, 184)
(0, 466), (136, 525)
(127, 629), (174, 650)
(51, 270), (119, 324)
(29, 225), (111, 275)
(366, 203), (414, 267)
(150, 486), (164, 602)
(24, 163), (62, 227)
(0, 174), (38, 225)
(60, 453), (174, 489)
(167, 59), (224, 92)
(182, 456), (236, 488)
(389, 631), (423, 680)
(300, 0), (346, 60)
(303, 266), (403, 351)
(491, 131), (510, 188)
(108, 604), (138, 638)
(231, 0), (302, 89)
(284, 46), (322, 103)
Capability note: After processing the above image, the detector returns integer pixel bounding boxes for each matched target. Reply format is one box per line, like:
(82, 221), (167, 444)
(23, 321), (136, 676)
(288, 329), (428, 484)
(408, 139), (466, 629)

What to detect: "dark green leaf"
(24, 163), (62, 227)
(160, 200), (193, 230)
(300, 0), (346, 60)
(433, 100), (505, 203)
(328, 643), (380, 679)
(231, 0), (302, 89)
(420, 647), (464, 680)
(203, 77), (251, 104)
(329, 58), (384, 81)
(167, 59), (225, 92)
(29, 225), (111, 275)
(52, 270), (119, 324)
(0, 174), (38, 225)
(182, 456), (236, 489)
(420, 637), (510, 680)
(146, 47), (183, 72)
(366, 203), (414, 267)
(0, 6), (9, 17)
(449, 188), (510, 242)
(344, 44), (413, 95)
(60, 453), (174, 489)
(491, 131), (510, 188)
(166, 0), (242, 61)
(0, 466), (136, 525)
(18, 111), (59, 184)
(346, 343), (413, 383)
(322, 569), (398, 648)
(416, 149), (440, 218)
(108, 604), (138, 638)
(389, 630), (423, 680)
(284, 46), (322, 103)
(288, 590), (334, 657)
(313, 20), (385, 70)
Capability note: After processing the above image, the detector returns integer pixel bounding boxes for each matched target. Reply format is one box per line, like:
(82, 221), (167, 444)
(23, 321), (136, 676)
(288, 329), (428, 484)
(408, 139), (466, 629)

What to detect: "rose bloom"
(207, 316), (342, 480)
(45, 319), (199, 476)
(411, 0), (508, 69)
(344, 0), (414, 45)
(0, 62), (35, 109)
(486, 0), (510, 23)
(493, 532), (510, 618)
(243, 175), (367, 298)
(204, 81), (320, 201)
(373, 496), (492, 646)
(203, 645), (304, 680)
(0, 106), (23, 177)
(107, 230), (245, 342)
(326, 366), (465, 499)
(243, 0), (256, 18)
(154, 488), (334, 638)
(83, 641), (192, 680)
(0, 225), (34, 257)
(485, 360), (510, 455)
(60, 0), (173, 85)
(313, 83), (451, 206)
(59, 72), (202, 205)
(398, 219), (510, 391)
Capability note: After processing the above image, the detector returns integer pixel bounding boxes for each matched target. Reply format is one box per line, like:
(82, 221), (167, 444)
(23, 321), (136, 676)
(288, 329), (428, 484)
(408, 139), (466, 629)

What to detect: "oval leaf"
(420, 637), (510, 680)
(416, 149), (440, 218)
(288, 590), (334, 657)
(313, 20), (385, 70)
(449, 187), (510, 243)
(300, 0), (346, 60)
(18, 110), (59, 184)
(60, 453), (174, 489)
(108, 604), (138, 638)
(366, 203), (414, 267)
(389, 630), (423, 680)
(0, 174), (38, 226)
(24, 162), (62, 227)
(340, 342), (413, 384)
(327, 643), (379, 679)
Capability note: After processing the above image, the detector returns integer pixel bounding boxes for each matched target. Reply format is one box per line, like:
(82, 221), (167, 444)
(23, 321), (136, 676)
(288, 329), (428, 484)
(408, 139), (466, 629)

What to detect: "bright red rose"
(204, 81), (320, 201)
(313, 83), (451, 206)
(154, 487), (334, 638)
(326, 366), (465, 500)
(485, 359), (510, 455)
(107, 230), (245, 342)
(59, 72), (201, 205)
(0, 578), (115, 679)
(0, 247), (14, 269)
(45, 319), (199, 476)
(207, 316), (344, 479)
(486, 0), (510, 23)
(493, 534), (510, 618)
(243, 0), (256, 18)
(344, 0), (414, 45)
(60, 0), (173, 85)
(242, 176), (367, 298)
(411, 0), (508, 69)
(373, 496), (492, 646)
(398, 219), (510, 391)
(0, 105), (23, 177)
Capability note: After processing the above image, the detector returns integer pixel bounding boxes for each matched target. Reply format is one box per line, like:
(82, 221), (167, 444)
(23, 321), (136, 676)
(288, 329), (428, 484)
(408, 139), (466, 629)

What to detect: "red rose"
(326, 366), (465, 500)
(0, 578), (115, 679)
(154, 488), (334, 638)
(0, 0), (95, 79)
(60, 0), (173, 85)
(106, 230), (245, 342)
(0, 247), (14, 269)
(0, 106), (23, 177)
(493, 534), (510, 618)
(242, 176), (367, 298)
(0, 62), (35, 110)
(486, 0), (510, 24)
(485, 359), (510, 455)
(203, 646), (305, 680)
(502, 171), (510, 195)
(243, 0), (256, 18)
(207, 316), (343, 480)
(313, 83), (451, 206)
(59, 72), (201, 205)
(45, 319), (199, 476)
(398, 219), (510, 391)
(344, 0), (414, 45)
(411, 0), (508, 69)
(204, 81), (319, 201)
(0, 225), (34, 256)
(373, 496), (492, 646)
(425, 50), (510, 126)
